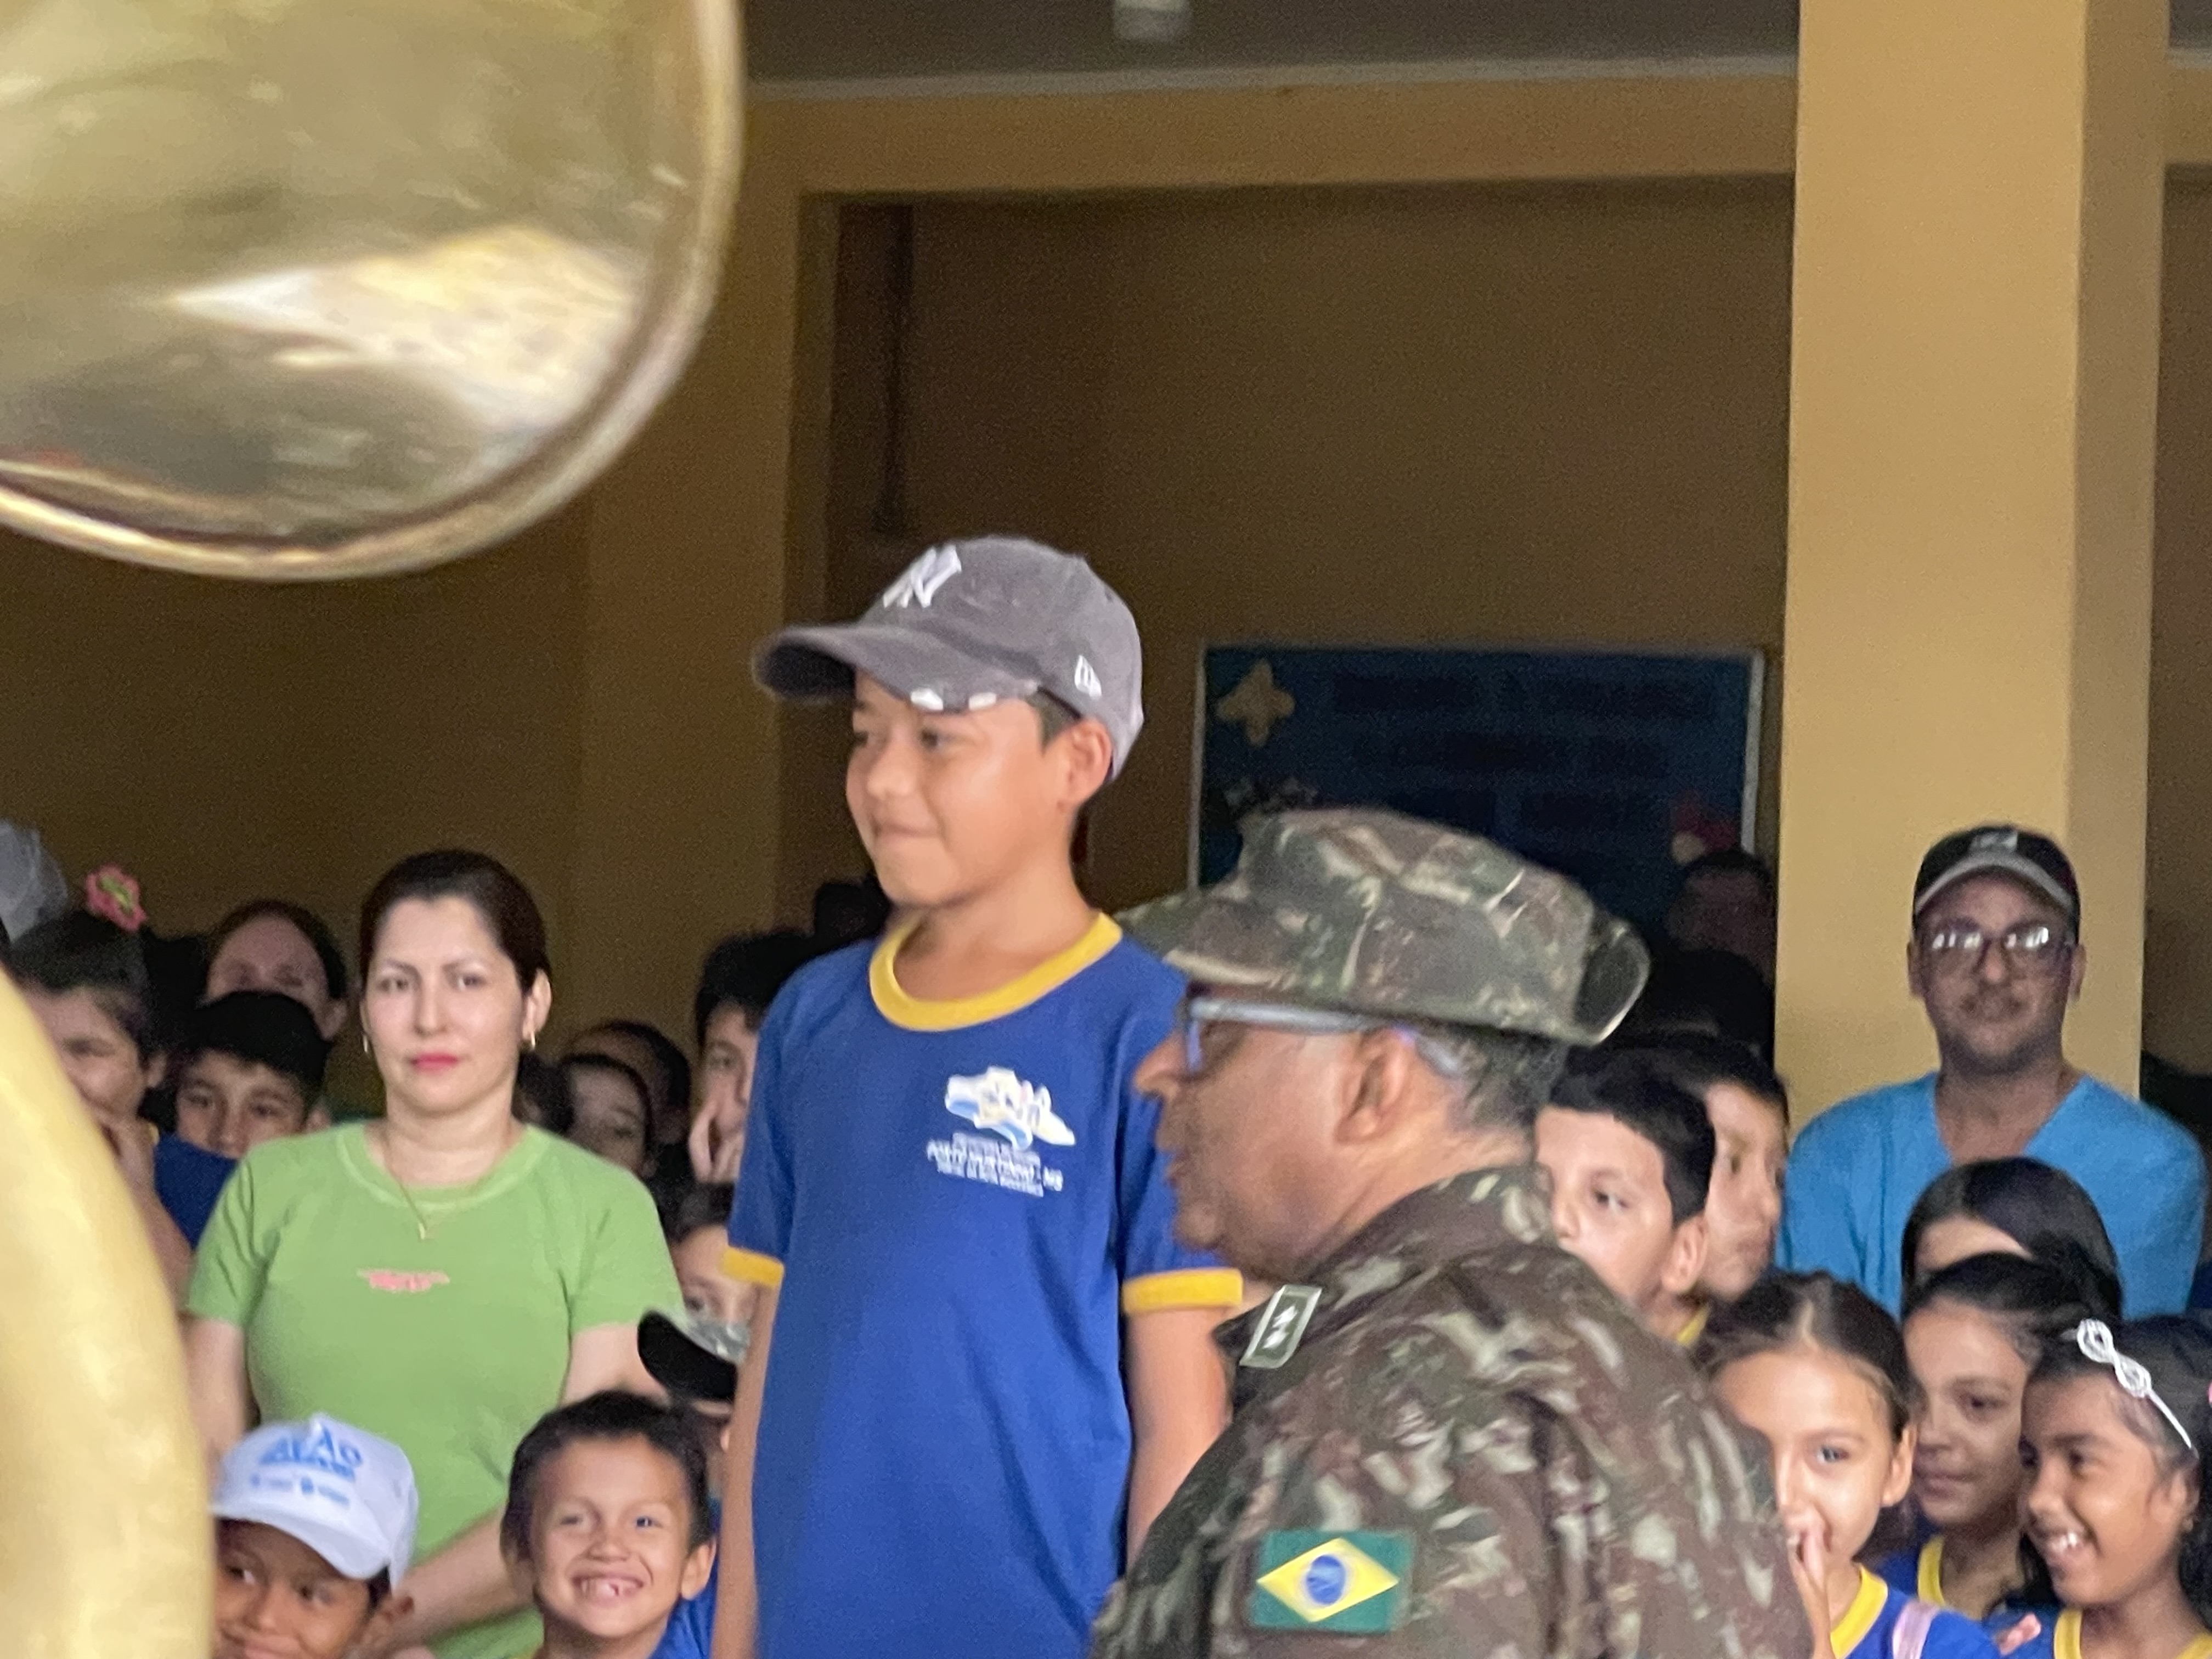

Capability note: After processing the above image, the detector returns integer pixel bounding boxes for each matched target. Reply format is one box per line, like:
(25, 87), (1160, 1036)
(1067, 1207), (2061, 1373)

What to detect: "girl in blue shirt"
(1699, 1272), (1997, 1659)
(2017, 1317), (2212, 1659)
(1880, 1255), (2092, 1640)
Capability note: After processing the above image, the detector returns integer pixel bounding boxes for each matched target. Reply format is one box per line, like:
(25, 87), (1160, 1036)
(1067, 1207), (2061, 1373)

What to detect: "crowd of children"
(14, 531), (2212, 1659)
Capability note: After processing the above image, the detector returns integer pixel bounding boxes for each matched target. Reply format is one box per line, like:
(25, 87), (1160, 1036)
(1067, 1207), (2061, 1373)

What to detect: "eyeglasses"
(1172, 994), (1465, 1080)
(1918, 922), (2074, 977)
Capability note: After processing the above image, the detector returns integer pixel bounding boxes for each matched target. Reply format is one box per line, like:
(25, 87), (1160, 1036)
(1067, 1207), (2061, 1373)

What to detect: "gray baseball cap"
(754, 536), (1146, 776)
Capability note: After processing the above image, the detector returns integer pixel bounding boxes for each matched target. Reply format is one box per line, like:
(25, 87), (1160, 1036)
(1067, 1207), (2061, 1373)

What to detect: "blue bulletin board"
(1193, 644), (1764, 936)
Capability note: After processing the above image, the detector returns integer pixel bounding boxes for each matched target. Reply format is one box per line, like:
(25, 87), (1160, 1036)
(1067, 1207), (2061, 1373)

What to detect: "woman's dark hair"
(2032, 1315), (2212, 1621)
(8, 911), (160, 1057)
(501, 1391), (713, 1563)
(1695, 1270), (1919, 1438)
(358, 851), (549, 992)
(512, 1051), (573, 1135)
(693, 929), (814, 1048)
(667, 1182), (734, 1245)
(1905, 1251), (2107, 1350)
(1902, 1158), (2124, 1320)
(210, 899), (349, 1003)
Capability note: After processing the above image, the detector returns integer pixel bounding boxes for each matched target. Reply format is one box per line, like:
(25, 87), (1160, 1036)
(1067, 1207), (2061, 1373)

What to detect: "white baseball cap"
(212, 1415), (420, 1584)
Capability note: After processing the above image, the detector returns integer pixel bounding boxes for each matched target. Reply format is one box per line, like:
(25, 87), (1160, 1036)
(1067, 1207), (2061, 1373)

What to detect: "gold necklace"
(370, 1121), (516, 1242)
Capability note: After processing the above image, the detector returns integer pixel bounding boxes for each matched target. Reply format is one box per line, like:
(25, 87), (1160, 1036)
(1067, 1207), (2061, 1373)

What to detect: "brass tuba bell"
(0, 0), (742, 579)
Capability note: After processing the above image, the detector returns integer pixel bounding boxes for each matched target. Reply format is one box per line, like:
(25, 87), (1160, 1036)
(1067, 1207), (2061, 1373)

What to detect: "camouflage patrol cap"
(1123, 807), (1650, 1046)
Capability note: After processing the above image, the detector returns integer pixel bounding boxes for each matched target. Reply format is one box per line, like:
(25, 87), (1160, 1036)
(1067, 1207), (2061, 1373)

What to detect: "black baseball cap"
(1913, 825), (2081, 928)
(754, 536), (1146, 777)
(638, 1308), (747, 1403)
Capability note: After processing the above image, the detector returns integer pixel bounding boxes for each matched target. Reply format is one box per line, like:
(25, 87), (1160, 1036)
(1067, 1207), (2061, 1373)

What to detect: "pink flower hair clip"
(84, 865), (145, 933)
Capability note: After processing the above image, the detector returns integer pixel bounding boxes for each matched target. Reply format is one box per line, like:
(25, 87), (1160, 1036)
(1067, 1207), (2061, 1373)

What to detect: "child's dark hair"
(182, 991), (332, 1100)
(501, 1391), (714, 1562)
(209, 899), (351, 1003)
(575, 1020), (691, 1124)
(666, 1182), (734, 1246)
(8, 911), (160, 1057)
(512, 1051), (573, 1134)
(1695, 1270), (1919, 1438)
(693, 930), (815, 1048)
(1902, 1157), (2123, 1320)
(1905, 1251), (2106, 1350)
(2033, 1316), (2212, 1621)
(1606, 1030), (1788, 1127)
(1549, 1045), (1717, 1223)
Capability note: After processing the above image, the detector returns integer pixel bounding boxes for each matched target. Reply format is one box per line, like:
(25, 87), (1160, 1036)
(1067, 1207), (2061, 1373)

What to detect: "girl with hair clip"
(1697, 1272), (1999, 1659)
(1883, 1255), (2092, 1640)
(2017, 1316), (2212, 1659)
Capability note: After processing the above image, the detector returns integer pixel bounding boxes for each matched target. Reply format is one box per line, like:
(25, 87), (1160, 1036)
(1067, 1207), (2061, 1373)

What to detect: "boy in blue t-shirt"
(716, 537), (1240, 1659)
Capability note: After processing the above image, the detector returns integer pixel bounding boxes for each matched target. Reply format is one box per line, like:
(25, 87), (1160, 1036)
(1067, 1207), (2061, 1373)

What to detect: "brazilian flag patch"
(1246, 1530), (1412, 1633)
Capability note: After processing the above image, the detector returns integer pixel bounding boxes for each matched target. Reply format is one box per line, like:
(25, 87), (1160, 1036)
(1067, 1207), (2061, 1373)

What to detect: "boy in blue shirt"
(716, 537), (1240, 1659)
(1780, 825), (2204, 1312)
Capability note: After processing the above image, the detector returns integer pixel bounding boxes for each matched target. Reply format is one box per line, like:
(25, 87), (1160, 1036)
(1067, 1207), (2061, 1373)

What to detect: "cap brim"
(639, 1311), (737, 1402)
(1915, 853), (2078, 919)
(210, 1496), (396, 1583)
(754, 623), (1038, 708)
(1121, 888), (1647, 1047)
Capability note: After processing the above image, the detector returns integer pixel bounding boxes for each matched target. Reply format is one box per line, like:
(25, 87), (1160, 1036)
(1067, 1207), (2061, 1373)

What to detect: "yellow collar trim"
(2052, 1611), (2212, 1659)
(1918, 1537), (1947, 1607)
(870, 912), (1121, 1031)
(1831, 1567), (1887, 1659)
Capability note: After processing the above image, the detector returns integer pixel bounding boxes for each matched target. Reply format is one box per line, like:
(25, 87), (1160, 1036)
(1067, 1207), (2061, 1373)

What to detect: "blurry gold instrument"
(0, 0), (742, 578)
(0, 973), (207, 1656)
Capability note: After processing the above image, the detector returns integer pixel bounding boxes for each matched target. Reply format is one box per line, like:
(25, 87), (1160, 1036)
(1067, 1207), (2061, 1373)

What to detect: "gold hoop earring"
(360, 1031), (371, 1057)
(525, 1029), (538, 1053)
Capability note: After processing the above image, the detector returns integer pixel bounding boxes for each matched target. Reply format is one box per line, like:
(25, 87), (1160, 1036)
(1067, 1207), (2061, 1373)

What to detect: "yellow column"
(1776, 0), (2169, 1114)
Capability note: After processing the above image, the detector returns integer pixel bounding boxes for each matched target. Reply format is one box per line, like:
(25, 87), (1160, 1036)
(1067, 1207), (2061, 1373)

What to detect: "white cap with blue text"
(211, 1414), (420, 1584)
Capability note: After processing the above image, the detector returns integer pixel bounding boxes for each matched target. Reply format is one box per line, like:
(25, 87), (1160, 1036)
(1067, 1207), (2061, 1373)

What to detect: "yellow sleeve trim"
(1121, 1268), (1245, 1315)
(871, 913), (1122, 1031)
(722, 1248), (785, 1289)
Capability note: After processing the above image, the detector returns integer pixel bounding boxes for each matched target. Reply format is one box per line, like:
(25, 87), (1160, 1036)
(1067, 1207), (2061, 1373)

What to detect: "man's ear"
(1905, 939), (1929, 1004)
(143, 1049), (169, 1091)
(1658, 1214), (1709, 1300)
(680, 1538), (718, 1600)
(2067, 941), (2088, 1005)
(1338, 1030), (1423, 1148)
(306, 1101), (332, 1132)
(348, 1590), (413, 1659)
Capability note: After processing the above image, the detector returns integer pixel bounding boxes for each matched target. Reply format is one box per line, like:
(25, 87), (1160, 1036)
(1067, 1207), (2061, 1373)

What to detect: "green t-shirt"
(188, 1123), (680, 1659)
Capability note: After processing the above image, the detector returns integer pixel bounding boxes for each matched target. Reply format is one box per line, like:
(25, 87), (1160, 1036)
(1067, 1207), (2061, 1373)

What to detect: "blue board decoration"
(1194, 644), (1764, 936)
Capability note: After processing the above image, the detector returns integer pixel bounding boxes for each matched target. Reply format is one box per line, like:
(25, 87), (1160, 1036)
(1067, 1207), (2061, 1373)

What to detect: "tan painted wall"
(785, 177), (2212, 1076)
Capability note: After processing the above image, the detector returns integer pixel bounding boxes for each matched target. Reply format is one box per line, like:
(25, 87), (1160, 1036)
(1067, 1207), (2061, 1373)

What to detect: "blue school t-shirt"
(1833, 1568), (1999, 1659)
(1778, 1074), (2204, 1313)
(652, 1500), (719, 1659)
(153, 1134), (234, 1246)
(1876, 1538), (2058, 1643)
(725, 918), (1240, 1659)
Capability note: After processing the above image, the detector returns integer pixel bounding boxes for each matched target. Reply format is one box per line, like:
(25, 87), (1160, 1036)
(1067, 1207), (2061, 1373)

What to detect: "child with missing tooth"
(1697, 1272), (1999, 1659)
(500, 1392), (718, 1659)
(2016, 1316), (2212, 1659)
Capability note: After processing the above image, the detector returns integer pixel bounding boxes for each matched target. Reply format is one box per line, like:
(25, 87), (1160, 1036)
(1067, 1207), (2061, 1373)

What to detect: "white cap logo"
(881, 545), (962, 610)
(1073, 656), (1102, 699)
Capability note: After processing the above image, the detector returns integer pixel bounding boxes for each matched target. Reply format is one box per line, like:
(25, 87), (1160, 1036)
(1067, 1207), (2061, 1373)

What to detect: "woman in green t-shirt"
(184, 851), (680, 1659)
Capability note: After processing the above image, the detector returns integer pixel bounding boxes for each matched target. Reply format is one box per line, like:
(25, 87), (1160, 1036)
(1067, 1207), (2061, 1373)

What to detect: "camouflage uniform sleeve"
(1211, 1353), (1562, 1656)
(1215, 1323), (1807, 1659)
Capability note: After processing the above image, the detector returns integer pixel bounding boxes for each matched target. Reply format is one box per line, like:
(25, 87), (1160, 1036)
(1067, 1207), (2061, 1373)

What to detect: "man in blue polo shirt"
(1780, 825), (2204, 1312)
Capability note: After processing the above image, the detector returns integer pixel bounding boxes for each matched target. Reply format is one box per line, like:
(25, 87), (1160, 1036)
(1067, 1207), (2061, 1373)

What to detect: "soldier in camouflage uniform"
(1091, 807), (1810, 1659)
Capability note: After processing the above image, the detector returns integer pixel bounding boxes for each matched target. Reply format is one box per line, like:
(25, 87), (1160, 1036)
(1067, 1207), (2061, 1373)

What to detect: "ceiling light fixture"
(1114, 0), (1189, 44)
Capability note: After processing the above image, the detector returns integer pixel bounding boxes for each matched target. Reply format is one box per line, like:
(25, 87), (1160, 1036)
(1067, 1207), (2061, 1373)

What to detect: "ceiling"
(748, 0), (2212, 84)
